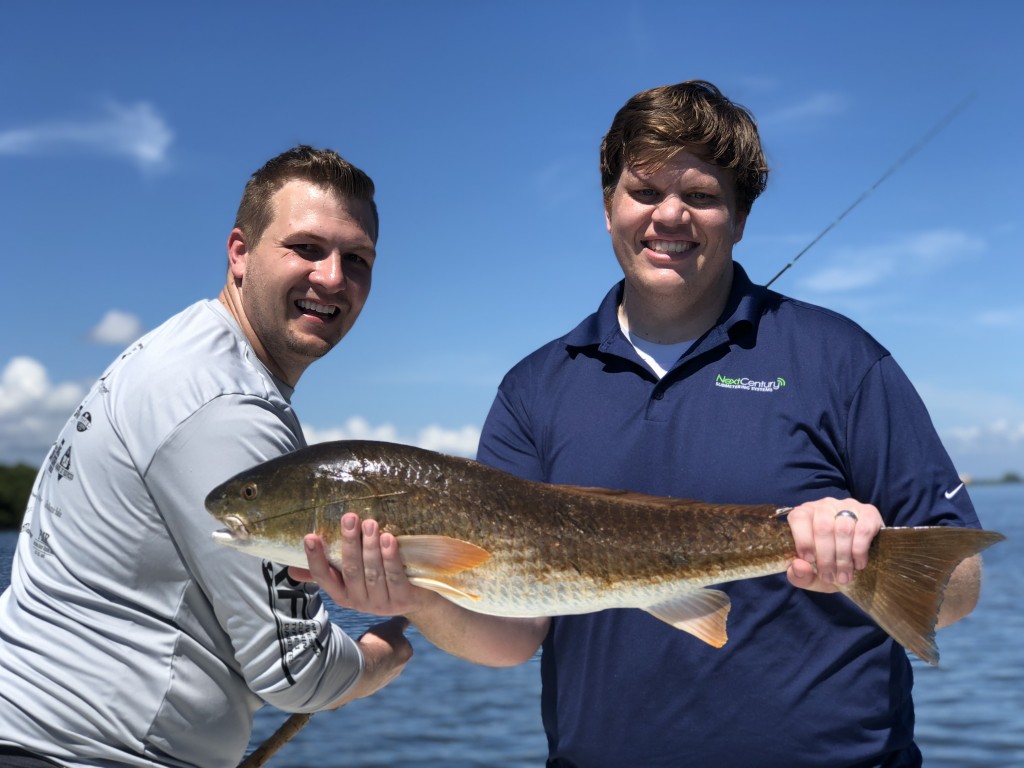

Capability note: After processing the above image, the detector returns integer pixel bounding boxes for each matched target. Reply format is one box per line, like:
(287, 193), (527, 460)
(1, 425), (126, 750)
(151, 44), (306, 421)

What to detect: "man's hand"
(290, 513), (548, 668)
(785, 497), (884, 591)
(289, 512), (434, 617)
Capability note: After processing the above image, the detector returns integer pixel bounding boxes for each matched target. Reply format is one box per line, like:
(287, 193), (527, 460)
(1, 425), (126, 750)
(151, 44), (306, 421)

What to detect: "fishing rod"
(238, 714), (310, 768)
(765, 93), (975, 287)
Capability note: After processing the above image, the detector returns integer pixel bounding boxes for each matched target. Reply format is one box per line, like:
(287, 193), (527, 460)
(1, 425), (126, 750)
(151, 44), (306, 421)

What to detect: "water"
(1, 485), (1021, 766)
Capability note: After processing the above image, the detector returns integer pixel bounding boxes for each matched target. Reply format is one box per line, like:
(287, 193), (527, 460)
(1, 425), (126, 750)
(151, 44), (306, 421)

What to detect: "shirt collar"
(564, 262), (772, 359)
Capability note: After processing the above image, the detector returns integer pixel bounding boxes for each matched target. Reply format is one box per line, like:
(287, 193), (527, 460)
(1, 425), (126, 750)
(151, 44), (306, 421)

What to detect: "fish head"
(204, 441), (397, 567)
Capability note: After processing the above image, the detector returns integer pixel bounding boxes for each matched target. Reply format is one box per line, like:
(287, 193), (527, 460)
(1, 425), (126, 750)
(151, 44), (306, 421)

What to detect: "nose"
(309, 252), (346, 292)
(651, 194), (690, 226)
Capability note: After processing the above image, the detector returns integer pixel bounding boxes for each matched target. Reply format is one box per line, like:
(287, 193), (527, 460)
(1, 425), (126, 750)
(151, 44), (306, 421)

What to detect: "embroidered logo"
(715, 373), (787, 393)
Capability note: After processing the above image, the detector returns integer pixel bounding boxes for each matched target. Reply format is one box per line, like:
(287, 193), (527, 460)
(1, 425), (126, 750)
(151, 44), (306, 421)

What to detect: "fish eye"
(242, 483), (259, 501)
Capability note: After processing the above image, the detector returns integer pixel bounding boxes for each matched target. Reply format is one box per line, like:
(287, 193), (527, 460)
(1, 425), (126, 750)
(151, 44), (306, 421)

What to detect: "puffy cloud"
(0, 100), (173, 172)
(941, 420), (1024, 480)
(87, 310), (144, 346)
(304, 418), (480, 458)
(0, 357), (84, 466)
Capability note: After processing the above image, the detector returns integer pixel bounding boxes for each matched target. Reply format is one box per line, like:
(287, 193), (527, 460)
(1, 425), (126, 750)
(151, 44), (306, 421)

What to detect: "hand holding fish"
(784, 498), (884, 590)
(292, 514), (430, 617)
(294, 513), (551, 668)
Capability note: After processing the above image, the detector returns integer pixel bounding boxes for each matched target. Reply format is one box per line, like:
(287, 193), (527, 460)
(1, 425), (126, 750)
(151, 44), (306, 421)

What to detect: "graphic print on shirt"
(74, 405), (92, 432)
(262, 560), (324, 683)
(46, 439), (74, 482)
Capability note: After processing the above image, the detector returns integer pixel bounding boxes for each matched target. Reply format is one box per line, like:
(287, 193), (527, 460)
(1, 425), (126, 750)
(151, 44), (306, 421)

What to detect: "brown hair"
(234, 145), (379, 245)
(600, 80), (769, 215)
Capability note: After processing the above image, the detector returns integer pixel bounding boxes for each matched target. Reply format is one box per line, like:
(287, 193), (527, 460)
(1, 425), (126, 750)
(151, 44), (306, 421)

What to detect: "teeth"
(297, 299), (337, 316)
(645, 240), (693, 254)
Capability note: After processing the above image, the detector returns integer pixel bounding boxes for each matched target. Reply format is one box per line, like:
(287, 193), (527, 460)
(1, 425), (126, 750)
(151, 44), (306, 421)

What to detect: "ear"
(604, 205), (613, 234)
(732, 211), (748, 245)
(226, 228), (248, 280)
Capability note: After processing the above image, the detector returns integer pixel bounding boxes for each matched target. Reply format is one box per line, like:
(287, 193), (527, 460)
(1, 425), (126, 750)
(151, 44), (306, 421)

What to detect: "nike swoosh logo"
(944, 482), (965, 500)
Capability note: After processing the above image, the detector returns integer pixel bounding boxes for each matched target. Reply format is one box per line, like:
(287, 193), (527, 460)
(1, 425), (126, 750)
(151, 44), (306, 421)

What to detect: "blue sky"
(1, 1), (1021, 481)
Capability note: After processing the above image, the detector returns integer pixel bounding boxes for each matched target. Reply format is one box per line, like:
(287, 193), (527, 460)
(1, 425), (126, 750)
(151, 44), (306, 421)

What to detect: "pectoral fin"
(645, 589), (732, 648)
(396, 534), (491, 577)
(407, 577), (480, 602)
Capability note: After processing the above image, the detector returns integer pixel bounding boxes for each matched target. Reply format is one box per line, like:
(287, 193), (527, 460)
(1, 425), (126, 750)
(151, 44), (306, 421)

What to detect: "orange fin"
(396, 534), (491, 577)
(407, 577), (480, 602)
(840, 526), (1005, 666)
(645, 589), (732, 648)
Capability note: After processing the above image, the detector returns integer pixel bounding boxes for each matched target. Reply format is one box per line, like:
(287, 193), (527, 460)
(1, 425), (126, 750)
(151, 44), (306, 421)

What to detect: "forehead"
(624, 150), (735, 188)
(269, 180), (377, 243)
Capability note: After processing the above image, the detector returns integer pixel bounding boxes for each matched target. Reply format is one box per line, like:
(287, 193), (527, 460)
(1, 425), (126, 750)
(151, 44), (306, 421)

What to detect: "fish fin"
(645, 589), (732, 648)
(552, 485), (782, 517)
(839, 527), (1005, 666)
(407, 577), (480, 602)
(396, 534), (491, 576)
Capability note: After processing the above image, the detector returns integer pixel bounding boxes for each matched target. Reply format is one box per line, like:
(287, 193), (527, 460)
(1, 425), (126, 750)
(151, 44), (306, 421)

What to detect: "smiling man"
(298, 83), (990, 767)
(0, 146), (411, 767)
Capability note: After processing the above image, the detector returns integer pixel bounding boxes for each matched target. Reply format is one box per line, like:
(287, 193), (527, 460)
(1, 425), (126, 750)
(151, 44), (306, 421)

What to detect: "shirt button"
(652, 391), (665, 400)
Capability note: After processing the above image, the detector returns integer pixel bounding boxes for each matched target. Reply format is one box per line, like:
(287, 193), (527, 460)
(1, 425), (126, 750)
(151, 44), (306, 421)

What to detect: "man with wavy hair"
(302, 84), (987, 767)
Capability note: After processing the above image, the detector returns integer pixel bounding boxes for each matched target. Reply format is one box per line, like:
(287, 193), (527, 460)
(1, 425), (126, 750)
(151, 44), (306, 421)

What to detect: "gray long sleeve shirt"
(0, 300), (363, 767)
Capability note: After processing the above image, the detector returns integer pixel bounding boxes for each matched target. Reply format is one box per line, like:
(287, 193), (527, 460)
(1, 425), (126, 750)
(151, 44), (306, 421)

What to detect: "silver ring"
(835, 509), (858, 522)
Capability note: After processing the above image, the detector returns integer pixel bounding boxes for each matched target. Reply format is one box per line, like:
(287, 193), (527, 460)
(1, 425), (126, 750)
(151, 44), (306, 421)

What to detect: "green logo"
(715, 373), (787, 393)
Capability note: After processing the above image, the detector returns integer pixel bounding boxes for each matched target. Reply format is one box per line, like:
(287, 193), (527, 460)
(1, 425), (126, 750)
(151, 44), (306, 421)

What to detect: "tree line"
(0, 463), (38, 529)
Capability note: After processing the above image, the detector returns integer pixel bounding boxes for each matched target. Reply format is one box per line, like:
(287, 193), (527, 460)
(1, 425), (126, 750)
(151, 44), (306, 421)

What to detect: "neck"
(619, 264), (734, 344)
(217, 282), (297, 387)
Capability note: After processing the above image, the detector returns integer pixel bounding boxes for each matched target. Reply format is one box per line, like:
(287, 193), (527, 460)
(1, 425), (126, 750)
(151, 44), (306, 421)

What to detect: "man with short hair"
(300, 83), (988, 767)
(0, 145), (411, 767)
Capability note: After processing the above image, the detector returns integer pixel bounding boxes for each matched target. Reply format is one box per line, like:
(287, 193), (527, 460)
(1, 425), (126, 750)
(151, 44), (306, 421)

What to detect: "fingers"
(297, 513), (424, 617)
(786, 498), (884, 592)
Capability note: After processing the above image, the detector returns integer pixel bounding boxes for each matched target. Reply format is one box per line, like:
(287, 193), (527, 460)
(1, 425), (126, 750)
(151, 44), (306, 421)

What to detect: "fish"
(205, 440), (1005, 665)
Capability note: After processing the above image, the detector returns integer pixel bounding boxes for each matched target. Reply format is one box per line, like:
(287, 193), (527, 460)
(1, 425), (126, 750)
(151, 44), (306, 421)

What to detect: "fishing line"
(765, 93), (976, 288)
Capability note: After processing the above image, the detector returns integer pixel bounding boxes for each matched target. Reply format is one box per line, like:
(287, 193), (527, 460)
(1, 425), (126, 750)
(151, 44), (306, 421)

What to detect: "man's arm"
(293, 516), (547, 667)
(326, 616), (414, 708)
(936, 554), (981, 628)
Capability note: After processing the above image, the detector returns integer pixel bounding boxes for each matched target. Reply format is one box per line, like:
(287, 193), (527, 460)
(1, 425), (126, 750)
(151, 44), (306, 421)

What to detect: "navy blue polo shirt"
(477, 262), (980, 768)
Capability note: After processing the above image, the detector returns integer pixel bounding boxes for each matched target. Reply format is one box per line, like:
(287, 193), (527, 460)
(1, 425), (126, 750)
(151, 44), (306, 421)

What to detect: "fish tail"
(839, 527), (1005, 666)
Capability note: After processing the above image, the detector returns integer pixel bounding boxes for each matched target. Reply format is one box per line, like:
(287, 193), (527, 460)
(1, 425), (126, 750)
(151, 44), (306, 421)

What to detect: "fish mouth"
(215, 515), (251, 541)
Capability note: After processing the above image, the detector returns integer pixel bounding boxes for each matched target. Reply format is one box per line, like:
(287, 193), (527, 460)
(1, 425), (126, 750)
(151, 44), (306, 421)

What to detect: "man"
(0, 146), (411, 767)
(298, 83), (985, 766)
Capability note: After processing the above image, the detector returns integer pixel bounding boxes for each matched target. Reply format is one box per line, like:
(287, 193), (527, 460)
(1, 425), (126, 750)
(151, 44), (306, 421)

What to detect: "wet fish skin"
(205, 440), (1005, 665)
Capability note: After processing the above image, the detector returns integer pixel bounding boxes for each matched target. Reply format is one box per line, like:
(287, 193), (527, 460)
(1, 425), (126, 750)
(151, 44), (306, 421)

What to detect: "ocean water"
(1, 484), (1021, 767)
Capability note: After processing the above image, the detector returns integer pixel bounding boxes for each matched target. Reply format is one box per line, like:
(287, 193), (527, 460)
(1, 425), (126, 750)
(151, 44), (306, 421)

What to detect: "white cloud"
(975, 307), (1024, 328)
(0, 357), (482, 467)
(797, 229), (985, 294)
(0, 357), (84, 466)
(940, 420), (1024, 480)
(87, 310), (144, 346)
(759, 92), (847, 127)
(304, 418), (480, 458)
(0, 100), (173, 171)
